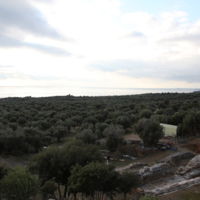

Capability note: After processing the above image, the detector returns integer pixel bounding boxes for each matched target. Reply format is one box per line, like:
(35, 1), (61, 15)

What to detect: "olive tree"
(118, 172), (140, 200)
(182, 110), (200, 136)
(103, 124), (126, 152)
(0, 166), (39, 200)
(135, 118), (164, 147)
(29, 140), (104, 199)
(76, 128), (97, 144)
(68, 162), (119, 200)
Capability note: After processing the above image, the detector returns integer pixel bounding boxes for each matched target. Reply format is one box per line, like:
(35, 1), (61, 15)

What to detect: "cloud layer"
(0, 0), (72, 56)
(0, 0), (200, 89)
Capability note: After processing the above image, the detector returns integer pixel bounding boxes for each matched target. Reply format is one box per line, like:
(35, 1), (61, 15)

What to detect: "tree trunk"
(124, 193), (127, 200)
(63, 185), (67, 198)
(58, 183), (62, 200)
(68, 192), (71, 199)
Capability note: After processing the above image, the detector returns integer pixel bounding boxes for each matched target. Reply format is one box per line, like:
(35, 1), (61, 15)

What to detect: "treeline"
(0, 92), (200, 154)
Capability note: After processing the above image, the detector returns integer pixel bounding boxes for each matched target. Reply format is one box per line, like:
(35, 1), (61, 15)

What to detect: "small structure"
(160, 123), (177, 137)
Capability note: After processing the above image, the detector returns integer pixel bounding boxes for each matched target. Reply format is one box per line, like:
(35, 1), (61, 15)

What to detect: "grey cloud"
(170, 74), (200, 83)
(0, 0), (74, 56)
(90, 58), (200, 83)
(0, 0), (63, 39)
(157, 33), (200, 45)
(0, 33), (72, 56)
(26, 43), (72, 56)
(0, 33), (22, 47)
(30, 0), (55, 3)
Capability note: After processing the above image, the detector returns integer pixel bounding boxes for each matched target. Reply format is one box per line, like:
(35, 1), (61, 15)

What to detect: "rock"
(139, 163), (174, 184)
(184, 169), (200, 179)
(150, 165), (161, 172)
(136, 188), (144, 194)
(139, 166), (150, 173)
(159, 152), (195, 166)
(115, 162), (147, 172)
(177, 166), (185, 172)
(176, 155), (200, 175)
(188, 155), (200, 167)
(143, 176), (200, 196)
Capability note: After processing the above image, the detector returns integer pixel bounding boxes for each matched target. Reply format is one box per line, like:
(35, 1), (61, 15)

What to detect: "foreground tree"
(40, 180), (57, 200)
(135, 118), (164, 147)
(29, 140), (104, 199)
(0, 166), (39, 200)
(118, 172), (140, 200)
(68, 162), (119, 200)
(182, 110), (200, 136)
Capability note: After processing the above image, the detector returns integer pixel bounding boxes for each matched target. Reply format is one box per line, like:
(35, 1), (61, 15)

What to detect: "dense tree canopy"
(135, 118), (164, 146)
(0, 92), (199, 155)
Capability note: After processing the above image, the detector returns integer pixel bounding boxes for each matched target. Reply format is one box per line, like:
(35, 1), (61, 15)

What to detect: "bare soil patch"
(182, 138), (200, 153)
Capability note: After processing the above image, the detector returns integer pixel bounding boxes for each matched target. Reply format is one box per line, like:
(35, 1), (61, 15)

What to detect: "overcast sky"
(0, 0), (200, 89)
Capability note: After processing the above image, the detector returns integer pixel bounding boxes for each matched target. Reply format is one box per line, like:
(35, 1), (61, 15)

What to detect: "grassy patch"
(179, 191), (200, 200)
